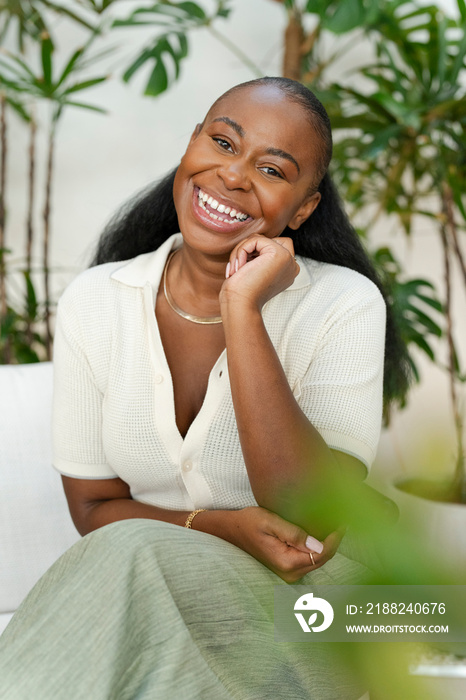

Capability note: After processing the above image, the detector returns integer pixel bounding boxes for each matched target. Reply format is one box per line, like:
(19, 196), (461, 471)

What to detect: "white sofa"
(0, 362), (80, 635)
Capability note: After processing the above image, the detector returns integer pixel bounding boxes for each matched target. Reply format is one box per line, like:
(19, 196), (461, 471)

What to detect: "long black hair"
(91, 77), (411, 411)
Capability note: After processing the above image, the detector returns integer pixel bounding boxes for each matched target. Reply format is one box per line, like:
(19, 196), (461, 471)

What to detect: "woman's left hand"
(220, 235), (300, 312)
(225, 506), (345, 583)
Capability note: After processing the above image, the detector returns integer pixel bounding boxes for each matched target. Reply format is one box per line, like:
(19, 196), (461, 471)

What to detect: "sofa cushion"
(0, 362), (80, 618)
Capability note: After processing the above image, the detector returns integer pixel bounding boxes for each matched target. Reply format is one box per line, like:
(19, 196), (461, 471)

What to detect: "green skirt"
(0, 519), (370, 699)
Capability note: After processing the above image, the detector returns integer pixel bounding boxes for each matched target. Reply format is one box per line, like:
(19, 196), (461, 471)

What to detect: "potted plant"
(314, 0), (466, 565)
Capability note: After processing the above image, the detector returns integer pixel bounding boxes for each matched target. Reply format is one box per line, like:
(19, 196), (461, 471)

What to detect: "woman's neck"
(168, 243), (227, 315)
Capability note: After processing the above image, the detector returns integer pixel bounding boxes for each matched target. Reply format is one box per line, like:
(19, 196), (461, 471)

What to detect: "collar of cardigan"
(110, 233), (312, 292)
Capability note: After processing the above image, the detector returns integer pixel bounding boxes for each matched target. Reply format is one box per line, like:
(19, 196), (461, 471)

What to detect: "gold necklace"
(163, 251), (223, 325)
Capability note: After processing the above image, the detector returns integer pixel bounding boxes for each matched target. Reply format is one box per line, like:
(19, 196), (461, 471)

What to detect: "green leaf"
(449, 23), (466, 85)
(364, 124), (403, 158)
(5, 96), (30, 122)
(401, 279), (436, 292)
(451, 181), (466, 220)
(371, 91), (419, 126)
(178, 32), (189, 60)
(435, 15), (449, 87)
(407, 355), (420, 382)
(415, 294), (443, 312)
(145, 56), (168, 96)
(62, 101), (107, 114)
(62, 77), (107, 96)
(324, 0), (365, 34)
(54, 48), (84, 90)
(23, 272), (38, 320)
(123, 31), (189, 96)
(122, 47), (155, 82)
(408, 333), (436, 361)
(41, 36), (54, 87)
(458, 0), (466, 22)
(177, 2), (206, 20)
(0, 53), (36, 80)
(14, 345), (41, 363)
(40, 0), (97, 31)
(404, 304), (443, 336)
(342, 87), (398, 122)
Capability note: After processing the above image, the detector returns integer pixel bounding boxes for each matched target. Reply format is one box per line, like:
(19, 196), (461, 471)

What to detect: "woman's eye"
(261, 166), (283, 179)
(213, 137), (232, 151)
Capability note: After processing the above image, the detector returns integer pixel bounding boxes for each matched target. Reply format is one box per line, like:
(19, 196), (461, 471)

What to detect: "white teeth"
(197, 189), (248, 222)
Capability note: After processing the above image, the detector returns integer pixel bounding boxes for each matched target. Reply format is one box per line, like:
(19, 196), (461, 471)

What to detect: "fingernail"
(305, 535), (324, 554)
(225, 262), (230, 279)
(235, 259), (239, 273)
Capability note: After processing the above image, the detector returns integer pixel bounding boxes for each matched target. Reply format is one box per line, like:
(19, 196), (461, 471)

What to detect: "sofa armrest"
(0, 363), (80, 621)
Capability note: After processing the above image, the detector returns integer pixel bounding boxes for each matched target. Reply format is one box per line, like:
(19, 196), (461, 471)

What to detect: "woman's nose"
(217, 159), (252, 191)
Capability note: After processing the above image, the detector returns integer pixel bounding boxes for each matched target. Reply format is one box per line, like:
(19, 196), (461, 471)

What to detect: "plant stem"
(26, 112), (37, 347)
(43, 122), (55, 361)
(440, 219), (465, 500)
(282, 6), (305, 80)
(442, 182), (466, 292)
(207, 25), (263, 78)
(0, 93), (10, 364)
(442, 183), (466, 501)
(26, 112), (36, 277)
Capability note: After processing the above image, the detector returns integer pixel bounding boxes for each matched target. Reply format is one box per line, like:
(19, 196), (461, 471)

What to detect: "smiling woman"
(174, 84), (322, 251)
(0, 77), (409, 700)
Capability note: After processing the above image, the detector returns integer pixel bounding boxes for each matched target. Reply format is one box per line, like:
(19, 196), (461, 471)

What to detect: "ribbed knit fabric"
(52, 234), (386, 511)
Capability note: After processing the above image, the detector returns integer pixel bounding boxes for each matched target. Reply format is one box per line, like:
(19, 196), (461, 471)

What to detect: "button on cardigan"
(52, 234), (386, 511)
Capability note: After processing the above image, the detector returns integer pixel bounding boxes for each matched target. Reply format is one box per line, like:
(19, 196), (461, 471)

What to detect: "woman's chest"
(156, 299), (226, 438)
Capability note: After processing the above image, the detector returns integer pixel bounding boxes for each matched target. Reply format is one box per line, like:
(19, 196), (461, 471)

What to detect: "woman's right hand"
(224, 506), (342, 583)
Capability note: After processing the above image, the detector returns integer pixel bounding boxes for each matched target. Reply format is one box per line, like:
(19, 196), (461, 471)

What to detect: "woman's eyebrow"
(212, 116), (245, 137)
(266, 148), (300, 174)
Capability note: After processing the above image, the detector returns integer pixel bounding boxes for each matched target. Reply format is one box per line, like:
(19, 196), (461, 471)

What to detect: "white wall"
(6, 0), (465, 478)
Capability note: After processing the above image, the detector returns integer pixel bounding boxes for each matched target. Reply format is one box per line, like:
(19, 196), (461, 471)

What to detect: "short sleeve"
(52, 300), (117, 479)
(295, 286), (386, 469)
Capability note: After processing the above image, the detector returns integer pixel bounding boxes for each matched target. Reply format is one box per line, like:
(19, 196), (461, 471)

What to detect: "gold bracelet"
(184, 508), (207, 529)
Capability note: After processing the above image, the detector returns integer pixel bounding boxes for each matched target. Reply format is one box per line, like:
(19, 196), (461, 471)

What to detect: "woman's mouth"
(193, 187), (252, 230)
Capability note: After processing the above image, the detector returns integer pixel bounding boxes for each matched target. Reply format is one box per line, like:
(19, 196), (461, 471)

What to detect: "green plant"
(112, 1), (262, 97)
(0, 256), (47, 362)
(317, 1), (466, 499)
(372, 247), (444, 386)
(0, 0), (96, 49)
(0, 27), (108, 359)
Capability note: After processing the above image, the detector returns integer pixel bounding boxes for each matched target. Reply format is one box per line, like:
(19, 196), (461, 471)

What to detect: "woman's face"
(173, 84), (323, 257)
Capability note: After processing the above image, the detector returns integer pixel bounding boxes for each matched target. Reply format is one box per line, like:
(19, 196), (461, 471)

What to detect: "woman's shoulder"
(59, 236), (180, 314)
(296, 256), (385, 308)
(57, 260), (132, 315)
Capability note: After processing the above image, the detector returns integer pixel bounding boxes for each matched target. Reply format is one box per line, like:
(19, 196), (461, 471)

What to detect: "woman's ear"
(189, 123), (203, 145)
(288, 191), (322, 231)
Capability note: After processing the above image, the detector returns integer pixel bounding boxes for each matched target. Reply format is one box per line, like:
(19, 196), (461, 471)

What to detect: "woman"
(0, 77), (408, 699)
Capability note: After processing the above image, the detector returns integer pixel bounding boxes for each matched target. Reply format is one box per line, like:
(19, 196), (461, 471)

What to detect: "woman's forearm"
(221, 301), (340, 517)
(66, 485), (237, 542)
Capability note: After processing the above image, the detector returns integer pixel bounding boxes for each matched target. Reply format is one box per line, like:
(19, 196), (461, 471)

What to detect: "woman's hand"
(226, 506), (343, 583)
(220, 235), (300, 312)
